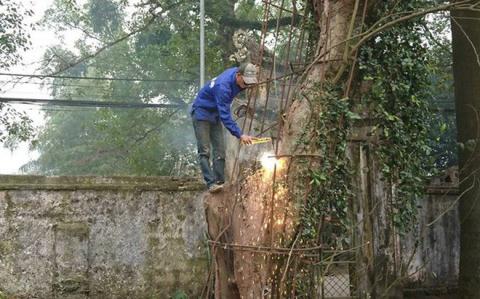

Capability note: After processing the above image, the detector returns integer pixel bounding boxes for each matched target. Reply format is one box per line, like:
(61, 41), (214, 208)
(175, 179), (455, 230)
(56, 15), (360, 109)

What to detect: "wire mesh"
(320, 262), (355, 299)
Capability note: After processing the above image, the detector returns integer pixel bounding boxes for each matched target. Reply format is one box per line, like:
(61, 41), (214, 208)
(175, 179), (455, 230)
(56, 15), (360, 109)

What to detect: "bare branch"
(350, 0), (476, 53)
(63, 21), (104, 43)
(46, 1), (187, 76)
(300, 1), (476, 80)
(47, 16), (158, 76)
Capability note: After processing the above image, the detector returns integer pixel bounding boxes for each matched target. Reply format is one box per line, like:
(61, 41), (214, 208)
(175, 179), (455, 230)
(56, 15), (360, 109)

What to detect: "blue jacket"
(191, 67), (243, 138)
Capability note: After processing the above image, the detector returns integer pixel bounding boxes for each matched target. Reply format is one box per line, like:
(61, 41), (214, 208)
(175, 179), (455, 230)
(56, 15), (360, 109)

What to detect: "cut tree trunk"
(203, 0), (406, 298)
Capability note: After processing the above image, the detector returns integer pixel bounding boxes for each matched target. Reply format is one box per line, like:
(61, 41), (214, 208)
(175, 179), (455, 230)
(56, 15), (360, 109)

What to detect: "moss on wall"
(0, 175), (208, 299)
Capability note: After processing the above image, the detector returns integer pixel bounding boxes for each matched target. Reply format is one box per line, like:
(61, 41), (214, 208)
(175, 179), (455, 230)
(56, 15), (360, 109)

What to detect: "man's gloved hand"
(240, 134), (254, 145)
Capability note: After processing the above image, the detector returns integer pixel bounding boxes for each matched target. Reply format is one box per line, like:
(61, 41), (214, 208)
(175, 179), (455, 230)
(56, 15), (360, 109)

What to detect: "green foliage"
(234, 0), (263, 22)
(299, 86), (353, 247)
(0, 0), (35, 147)
(0, 0), (33, 69)
(0, 104), (35, 147)
(357, 2), (436, 231)
(423, 12), (457, 169)
(88, 0), (123, 37)
(25, 0), (201, 175)
(171, 290), (188, 299)
(28, 0), (267, 175)
(291, 1), (447, 296)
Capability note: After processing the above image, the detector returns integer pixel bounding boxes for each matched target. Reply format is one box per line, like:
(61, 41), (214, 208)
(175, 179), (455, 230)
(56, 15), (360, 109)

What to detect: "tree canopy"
(0, 0), (35, 146)
(21, 0), (457, 178)
(23, 0), (267, 175)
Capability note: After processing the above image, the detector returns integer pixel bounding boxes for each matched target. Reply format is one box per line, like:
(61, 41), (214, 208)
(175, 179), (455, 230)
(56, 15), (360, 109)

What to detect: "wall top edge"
(0, 175), (205, 191)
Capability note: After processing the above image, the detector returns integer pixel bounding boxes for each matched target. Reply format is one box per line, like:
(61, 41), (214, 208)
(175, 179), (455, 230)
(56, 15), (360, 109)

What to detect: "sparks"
(260, 152), (283, 172)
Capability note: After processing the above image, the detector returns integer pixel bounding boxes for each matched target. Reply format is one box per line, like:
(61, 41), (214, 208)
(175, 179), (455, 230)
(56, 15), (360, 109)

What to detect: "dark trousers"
(192, 118), (226, 187)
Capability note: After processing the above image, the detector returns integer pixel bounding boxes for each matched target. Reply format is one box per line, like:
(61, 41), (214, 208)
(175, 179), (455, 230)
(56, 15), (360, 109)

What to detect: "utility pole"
(200, 0), (205, 87)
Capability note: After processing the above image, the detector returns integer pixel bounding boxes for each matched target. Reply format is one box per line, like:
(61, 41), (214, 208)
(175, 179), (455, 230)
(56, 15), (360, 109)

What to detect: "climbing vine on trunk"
(357, 2), (436, 231)
(206, 0), (458, 297)
(285, 0), (439, 296)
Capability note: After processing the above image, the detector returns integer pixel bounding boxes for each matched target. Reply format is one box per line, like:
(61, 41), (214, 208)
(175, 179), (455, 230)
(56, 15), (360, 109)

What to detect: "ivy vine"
(291, 0), (440, 295)
(357, 3), (436, 231)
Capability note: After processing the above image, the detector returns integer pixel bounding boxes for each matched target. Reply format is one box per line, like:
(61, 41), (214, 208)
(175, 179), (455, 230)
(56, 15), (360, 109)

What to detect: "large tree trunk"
(279, 1), (405, 298)
(204, 0), (409, 298)
(451, 3), (480, 298)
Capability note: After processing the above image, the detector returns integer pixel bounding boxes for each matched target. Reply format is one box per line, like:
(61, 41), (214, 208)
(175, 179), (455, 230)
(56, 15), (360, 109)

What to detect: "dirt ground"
(404, 289), (458, 299)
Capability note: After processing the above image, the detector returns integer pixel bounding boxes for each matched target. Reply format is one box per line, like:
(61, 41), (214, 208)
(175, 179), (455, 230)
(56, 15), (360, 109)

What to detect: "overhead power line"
(0, 79), (121, 89)
(0, 79), (103, 88)
(1, 89), (187, 103)
(0, 80), (190, 104)
(0, 97), (187, 109)
(0, 72), (195, 83)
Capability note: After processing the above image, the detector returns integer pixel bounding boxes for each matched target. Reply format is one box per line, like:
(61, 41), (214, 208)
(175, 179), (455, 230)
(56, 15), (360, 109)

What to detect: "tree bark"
(451, 3), (480, 298)
(204, 0), (411, 298)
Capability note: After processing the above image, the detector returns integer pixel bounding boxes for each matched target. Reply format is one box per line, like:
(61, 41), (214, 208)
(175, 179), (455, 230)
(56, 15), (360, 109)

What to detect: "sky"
(0, 0), (68, 174)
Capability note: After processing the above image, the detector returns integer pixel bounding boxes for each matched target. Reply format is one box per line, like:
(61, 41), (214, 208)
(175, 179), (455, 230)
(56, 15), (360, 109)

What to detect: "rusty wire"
(267, 1), (313, 295)
(205, 0), (317, 297)
(229, 0), (272, 182)
(208, 240), (365, 257)
(203, 0), (274, 297)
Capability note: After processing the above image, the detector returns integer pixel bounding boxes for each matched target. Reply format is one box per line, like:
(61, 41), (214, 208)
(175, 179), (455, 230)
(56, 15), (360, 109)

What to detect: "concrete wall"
(402, 172), (460, 292)
(0, 174), (461, 298)
(0, 175), (207, 299)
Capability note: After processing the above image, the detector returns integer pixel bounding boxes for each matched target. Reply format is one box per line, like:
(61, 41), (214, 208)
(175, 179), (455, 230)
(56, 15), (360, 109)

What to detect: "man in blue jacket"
(191, 63), (257, 193)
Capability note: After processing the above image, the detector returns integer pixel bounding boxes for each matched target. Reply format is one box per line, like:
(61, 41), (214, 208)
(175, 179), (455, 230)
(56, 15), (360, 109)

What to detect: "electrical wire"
(0, 96), (186, 109)
(0, 72), (196, 83)
(0, 81), (191, 105)
(1, 90), (188, 104)
(0, 79), (186, 90)
(0, 79), (116, 89)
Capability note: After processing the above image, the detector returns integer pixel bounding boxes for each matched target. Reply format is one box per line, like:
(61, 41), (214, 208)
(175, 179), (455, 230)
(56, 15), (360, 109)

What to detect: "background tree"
(451, 2), (480, 298)
(426, 12), (458, 170)
(25, 0), (268, 175)
(0, 0), (35, 146)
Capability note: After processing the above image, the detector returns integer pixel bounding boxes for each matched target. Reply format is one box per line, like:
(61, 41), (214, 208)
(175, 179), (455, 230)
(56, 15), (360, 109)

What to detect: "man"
(191, 63), (257, 193)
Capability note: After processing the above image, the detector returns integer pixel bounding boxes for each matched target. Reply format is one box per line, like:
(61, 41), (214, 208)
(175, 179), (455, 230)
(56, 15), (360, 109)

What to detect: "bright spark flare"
(260, 152), (283, 172)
